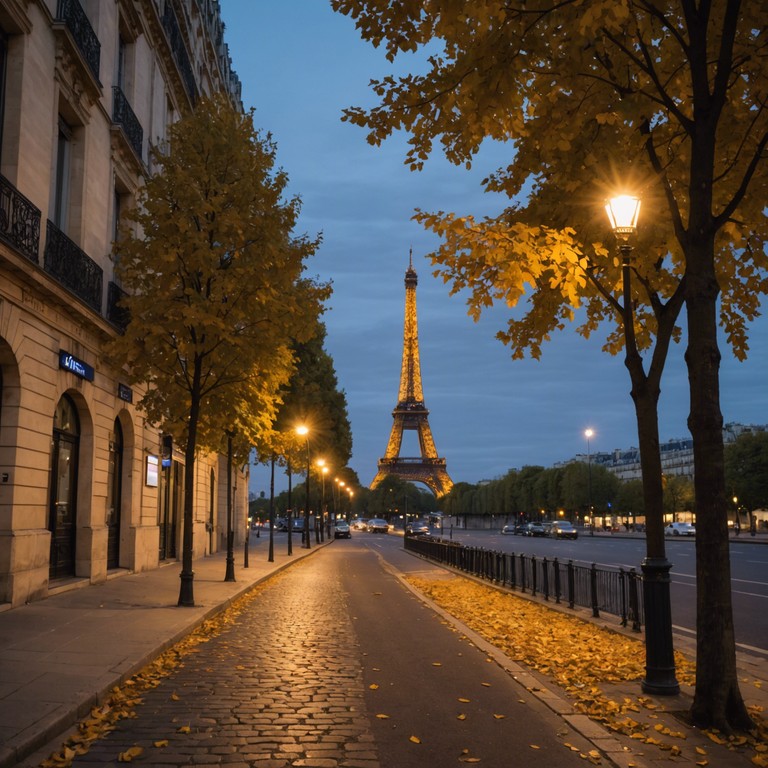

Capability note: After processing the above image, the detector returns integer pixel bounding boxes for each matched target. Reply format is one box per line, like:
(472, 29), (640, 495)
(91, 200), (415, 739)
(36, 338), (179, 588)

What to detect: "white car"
(666, 522), (696, 536)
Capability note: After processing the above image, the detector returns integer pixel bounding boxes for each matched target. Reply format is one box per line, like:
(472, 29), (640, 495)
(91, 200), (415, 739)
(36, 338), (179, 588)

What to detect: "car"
(666, 522), (696, 536)
(550, 521), (578, 539)
(406, 520), (430, 536)
(367, 518), (389, 533)
(352, 519), (369, 531)
(524, 522), (547, 537)
(334, 521), (351, 539)
(501, 523), (526, 535)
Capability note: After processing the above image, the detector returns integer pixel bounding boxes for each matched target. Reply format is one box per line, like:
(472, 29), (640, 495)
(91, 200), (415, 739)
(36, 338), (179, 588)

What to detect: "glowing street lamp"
(605, 193), (678, 695)
(584, 428), (594, 535)
(296, 425), (311, 549)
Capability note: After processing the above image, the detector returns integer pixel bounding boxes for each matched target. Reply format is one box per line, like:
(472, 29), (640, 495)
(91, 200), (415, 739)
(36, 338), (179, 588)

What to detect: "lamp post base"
(178, 569), (195, 607)
(225, 531), (236, 582)
(641, 557), (680, 695)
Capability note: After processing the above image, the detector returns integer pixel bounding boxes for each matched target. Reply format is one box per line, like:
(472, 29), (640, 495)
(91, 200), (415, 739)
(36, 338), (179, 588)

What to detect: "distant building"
(567, 423), (767, 482)
(0, 0), (245, 607)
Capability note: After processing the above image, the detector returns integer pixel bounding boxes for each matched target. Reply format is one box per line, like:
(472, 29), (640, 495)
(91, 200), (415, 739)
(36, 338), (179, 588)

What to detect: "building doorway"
(49, 395), (79, 580)
(159, 459), (183, 560)
(106, 418), (123, 569)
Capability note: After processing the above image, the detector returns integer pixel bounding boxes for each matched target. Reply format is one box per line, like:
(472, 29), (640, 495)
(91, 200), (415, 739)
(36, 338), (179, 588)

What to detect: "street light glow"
(605, 194), (641, 237)
(296, 425), (308, 436)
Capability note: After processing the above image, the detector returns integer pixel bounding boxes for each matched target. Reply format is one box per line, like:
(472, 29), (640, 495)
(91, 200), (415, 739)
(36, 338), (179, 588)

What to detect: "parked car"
(550, 521), (578, 539)
(367, 518), (389, 534)
(525, 522), (547, 537)
(406, 520), (430, 536)
(334, 521), (351, 539)
(666, 522), (696, 536)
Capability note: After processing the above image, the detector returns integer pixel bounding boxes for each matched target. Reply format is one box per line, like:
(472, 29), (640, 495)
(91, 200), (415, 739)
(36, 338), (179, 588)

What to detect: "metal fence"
(404, 535), (644, 631)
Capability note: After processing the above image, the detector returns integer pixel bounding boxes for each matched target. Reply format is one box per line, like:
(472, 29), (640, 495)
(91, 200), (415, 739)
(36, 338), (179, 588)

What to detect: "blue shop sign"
(59, 350), (94, 381)
(118, 383), (133, 403)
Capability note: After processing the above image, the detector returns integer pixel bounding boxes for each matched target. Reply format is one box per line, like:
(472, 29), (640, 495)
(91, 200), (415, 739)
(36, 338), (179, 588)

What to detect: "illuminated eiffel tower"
(371, 253), (454, 497)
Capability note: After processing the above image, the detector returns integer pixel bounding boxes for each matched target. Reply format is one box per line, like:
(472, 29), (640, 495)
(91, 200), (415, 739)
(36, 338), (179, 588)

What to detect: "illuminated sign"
(118, 383), (133, 403)
(59, 350), (94, 381)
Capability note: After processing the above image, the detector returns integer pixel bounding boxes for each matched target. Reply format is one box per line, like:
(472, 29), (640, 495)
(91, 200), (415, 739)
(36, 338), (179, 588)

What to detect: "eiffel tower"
(371, 253), (454, 497)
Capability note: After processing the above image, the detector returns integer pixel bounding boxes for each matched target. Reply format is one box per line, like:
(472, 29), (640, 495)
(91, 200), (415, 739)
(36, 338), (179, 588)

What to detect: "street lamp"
(606, 193), (678, 695)
(321, 464), (329, 537)
(296, 425), (311, 549)
(224, 429), (236, 582)
(584, 428), (594, 535)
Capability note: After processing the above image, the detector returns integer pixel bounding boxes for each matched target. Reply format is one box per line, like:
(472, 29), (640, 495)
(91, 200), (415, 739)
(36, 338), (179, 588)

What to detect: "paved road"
(64, 539), (598, 767)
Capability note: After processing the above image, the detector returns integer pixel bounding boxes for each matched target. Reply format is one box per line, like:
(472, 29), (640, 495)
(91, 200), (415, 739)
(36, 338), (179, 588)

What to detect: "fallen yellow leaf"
(409, 735), (421, 744)
(530, 744), (540, 749)
(695, 747), (707, 755)
(493, 714), (505, 719)
(369, 683), (379, 690)
(432, 662), (442, 667)
(117, 746), (143, 762)
(177, 725), (191, 734)
(457, 713), (467, 720)
(153, 740), (169, 748)
(376, 714), (390, 719)
(458, 697), (471, 703)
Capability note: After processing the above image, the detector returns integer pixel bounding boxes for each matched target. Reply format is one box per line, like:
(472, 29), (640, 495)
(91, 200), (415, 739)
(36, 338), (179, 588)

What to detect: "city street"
(61, 539), (599, 768)
(445, 528), (768, 656)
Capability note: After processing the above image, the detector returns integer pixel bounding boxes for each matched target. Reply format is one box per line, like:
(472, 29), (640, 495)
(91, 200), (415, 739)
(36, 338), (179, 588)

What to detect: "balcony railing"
(0, 174), (41, 263)
(56, 0), (100, 83)
(44, 221), (103, 312)
(107, 281), (130, 330)
(112, 86), (144, 160)
(161, 2), (197, 104)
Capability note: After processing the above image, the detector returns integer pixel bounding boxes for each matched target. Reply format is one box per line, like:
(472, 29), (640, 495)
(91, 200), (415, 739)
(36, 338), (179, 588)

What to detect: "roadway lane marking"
(673, 625), (768, 657)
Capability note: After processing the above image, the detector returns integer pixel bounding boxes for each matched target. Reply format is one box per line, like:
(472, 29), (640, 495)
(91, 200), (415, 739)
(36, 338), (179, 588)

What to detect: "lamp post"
(606, 193), (678, 695)
(585, 428), (594, 535)
(314, 458), (326, 544)
(224, 429), (236, 582)
(296, 425), (311, 549)
(347, 488), (354, 521)
(321, 464), (329, 537)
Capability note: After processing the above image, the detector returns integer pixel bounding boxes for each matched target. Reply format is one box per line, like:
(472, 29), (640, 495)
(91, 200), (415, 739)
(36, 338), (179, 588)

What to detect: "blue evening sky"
(220, 2), (768, 497)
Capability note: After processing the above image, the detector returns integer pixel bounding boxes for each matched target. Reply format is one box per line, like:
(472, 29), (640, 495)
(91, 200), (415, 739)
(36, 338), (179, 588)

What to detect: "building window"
(53, 117), (72, 232)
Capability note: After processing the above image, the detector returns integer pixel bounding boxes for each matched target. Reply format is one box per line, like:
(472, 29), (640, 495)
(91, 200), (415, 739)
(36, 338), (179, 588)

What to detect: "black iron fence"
(404, 535), (644, 631)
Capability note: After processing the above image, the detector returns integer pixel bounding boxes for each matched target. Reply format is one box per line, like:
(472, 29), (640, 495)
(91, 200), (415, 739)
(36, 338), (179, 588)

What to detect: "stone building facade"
(0, 0), (247, 607)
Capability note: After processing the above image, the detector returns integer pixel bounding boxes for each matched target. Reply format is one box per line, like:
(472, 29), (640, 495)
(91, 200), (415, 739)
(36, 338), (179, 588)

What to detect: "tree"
(274, 321), (353, 472)
(725, 432), (768, 513)
(616, 479), (646, 522)
(663, 476), (695, 520)
(108, 94), (329, 607)
(332, 0), (767, 730)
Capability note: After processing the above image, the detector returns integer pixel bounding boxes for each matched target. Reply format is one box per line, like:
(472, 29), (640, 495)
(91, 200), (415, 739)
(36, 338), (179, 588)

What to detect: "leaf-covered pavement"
(405, 573), (768, 767)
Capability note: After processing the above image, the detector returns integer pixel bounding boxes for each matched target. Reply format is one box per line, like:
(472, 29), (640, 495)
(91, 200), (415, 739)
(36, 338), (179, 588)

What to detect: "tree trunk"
(177, 393), (201, 607)
(685, 241), (751, 731)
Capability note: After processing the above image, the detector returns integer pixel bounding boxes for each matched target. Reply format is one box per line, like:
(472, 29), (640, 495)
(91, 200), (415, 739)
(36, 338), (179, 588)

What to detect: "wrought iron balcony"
(44, 221), (103, 312)
(107, 281), (130, 330)
(56, 0), (100, 83)
(161, 2), (197, 104)
(0, 174), (41, 263)
(112, 86), (143, 160)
